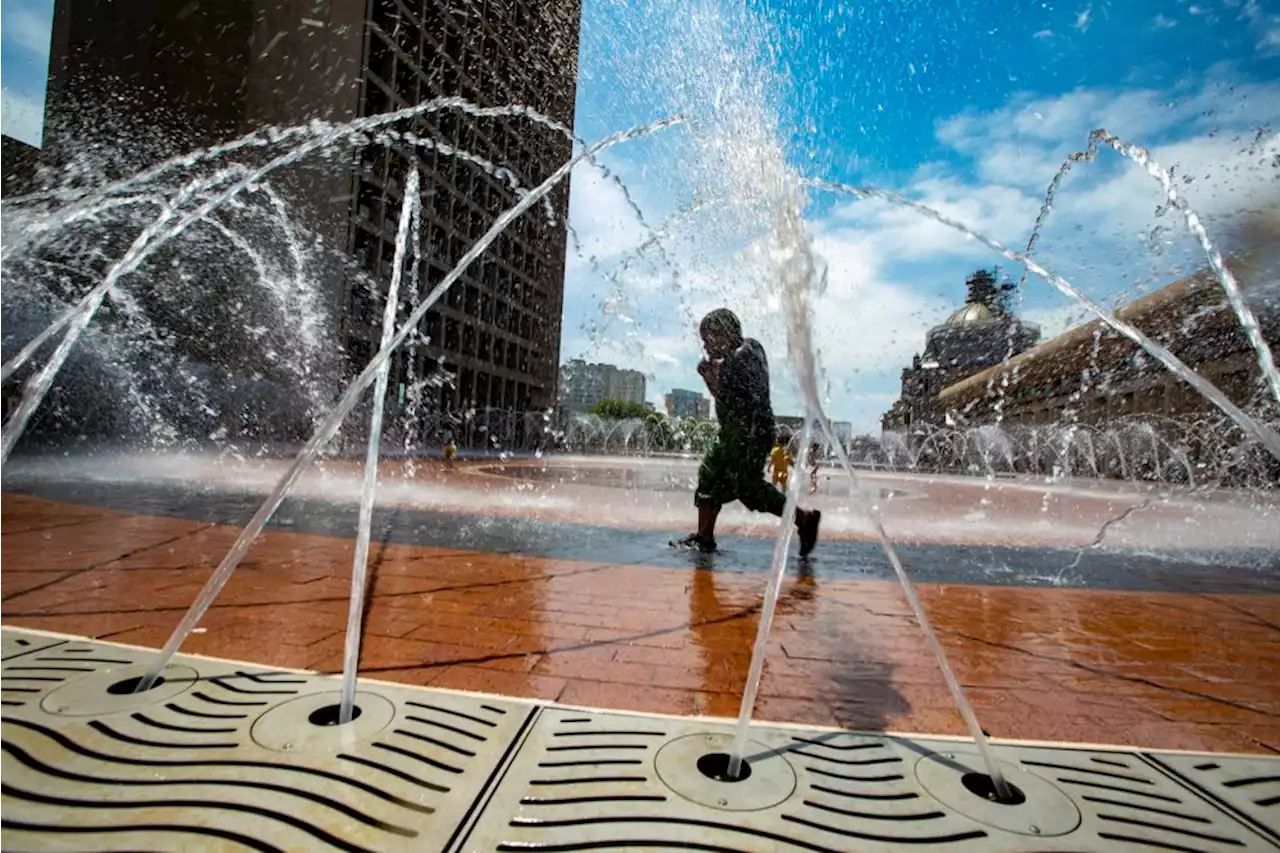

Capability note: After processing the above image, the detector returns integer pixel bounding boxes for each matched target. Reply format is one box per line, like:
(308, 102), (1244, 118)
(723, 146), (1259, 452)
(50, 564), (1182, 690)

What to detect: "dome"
(941, 301), (998, 328)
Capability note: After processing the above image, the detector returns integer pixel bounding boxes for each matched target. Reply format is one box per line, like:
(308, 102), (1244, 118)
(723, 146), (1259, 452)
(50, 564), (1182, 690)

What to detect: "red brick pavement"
(4, 492), (1278, 754)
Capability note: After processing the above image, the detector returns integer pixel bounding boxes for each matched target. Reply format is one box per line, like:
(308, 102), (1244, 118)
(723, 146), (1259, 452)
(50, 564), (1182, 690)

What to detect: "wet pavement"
(2, 473), (1275, 593)
(2, 457), (1279, 756)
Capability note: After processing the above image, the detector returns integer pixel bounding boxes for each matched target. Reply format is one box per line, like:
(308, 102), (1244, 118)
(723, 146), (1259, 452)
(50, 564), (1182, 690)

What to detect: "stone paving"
(4, 483), (1278, 756)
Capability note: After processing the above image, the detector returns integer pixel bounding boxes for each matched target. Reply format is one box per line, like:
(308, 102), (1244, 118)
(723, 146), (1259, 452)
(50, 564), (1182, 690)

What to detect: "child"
(809, 442), (821, 494)
(672, 308), (821, 556)
(768, 435), (792, 488)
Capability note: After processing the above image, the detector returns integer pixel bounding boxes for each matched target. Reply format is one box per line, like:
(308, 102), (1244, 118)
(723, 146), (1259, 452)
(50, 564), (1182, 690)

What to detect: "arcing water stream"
(339, 168), (422, 726)
(3, 0), (1277, 807)
(805, 178), (1280, 461)
(128, 114), (686, 693)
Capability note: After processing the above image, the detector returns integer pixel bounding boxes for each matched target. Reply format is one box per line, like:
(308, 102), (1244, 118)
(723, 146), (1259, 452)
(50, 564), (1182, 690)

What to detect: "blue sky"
(4, 0), (1279, 431)
(1, 0), (52, 146)
(561, 0), (1280, 430)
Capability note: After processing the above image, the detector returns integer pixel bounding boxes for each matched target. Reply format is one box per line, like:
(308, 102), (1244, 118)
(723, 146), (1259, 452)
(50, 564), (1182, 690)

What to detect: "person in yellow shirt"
(767, 435), (792, 488)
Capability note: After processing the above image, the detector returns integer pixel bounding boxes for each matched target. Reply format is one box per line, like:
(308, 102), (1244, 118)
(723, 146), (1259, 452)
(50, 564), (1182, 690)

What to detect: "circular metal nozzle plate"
(655, 732), (798, 811)
(915, 749), (1081, 837)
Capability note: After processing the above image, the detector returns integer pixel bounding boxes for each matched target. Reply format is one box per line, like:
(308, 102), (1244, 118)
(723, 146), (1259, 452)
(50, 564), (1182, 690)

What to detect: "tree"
(588, 399), (651, 420)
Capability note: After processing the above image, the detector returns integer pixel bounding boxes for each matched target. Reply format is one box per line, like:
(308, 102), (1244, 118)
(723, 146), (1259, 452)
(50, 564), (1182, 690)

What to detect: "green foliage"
(588, 399), (652, 420)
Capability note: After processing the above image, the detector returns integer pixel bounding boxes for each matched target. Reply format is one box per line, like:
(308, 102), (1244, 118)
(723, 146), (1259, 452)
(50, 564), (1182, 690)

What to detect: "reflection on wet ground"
(3, 475), (1274, 592)
(3, 489), (1278, 755)
(7, 451), (1276, 554)
(4, 448), (1280, 757)
(482, 462), (919, 501)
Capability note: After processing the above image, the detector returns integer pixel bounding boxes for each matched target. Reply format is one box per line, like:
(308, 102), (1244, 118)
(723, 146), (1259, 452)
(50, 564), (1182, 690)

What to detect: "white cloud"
(1, 86), (43, 146)
(828, 177), (1041, 257)
(565, 158), (653, 267)
(1055, 133), (1280, 226)
(1233, 0), (1280, 54)
(928, 76), (1280, 272)
(1022, 303), (1091, 339)
(939, 74), (1280, 164)
(807, 232), (950, 371)
(1261, 25), (1280, 53)
(559, 70), (1280, 432)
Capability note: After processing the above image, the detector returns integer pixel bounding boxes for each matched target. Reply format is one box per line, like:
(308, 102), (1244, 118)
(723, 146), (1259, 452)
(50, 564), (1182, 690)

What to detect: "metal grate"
(3, 628), (1278, 852)
(459, 706), (1280, 852)
(1, 631), (63, 661)
(0, 628), (534, 852)
(1147, 752), (1280, 847)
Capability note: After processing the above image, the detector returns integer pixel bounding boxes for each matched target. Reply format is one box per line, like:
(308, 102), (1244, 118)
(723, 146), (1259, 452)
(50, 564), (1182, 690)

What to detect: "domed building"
(881, 270), (1040, 431)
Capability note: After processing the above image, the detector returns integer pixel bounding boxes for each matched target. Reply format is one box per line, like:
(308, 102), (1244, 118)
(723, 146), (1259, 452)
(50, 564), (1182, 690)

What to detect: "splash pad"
(4, 0), (1280, 847)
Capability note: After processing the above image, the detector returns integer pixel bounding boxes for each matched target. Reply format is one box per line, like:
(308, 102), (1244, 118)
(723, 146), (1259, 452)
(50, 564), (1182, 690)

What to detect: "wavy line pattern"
(462, 707), (1275, 852)
(1145, 751), (1280, 846)
(1020, 751), (1264, 852)
(3, 629), (1276, 852)
(0, 635), (65, 661)
(1, 628), (532, 852)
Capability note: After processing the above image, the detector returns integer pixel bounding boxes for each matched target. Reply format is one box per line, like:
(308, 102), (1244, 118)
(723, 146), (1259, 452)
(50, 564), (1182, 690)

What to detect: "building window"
(364, 81), (390, 116)
(368, 32), (395, 85)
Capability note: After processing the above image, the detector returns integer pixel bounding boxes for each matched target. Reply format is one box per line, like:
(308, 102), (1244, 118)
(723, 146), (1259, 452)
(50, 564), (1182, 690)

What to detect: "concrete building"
(1, 135), (39, 197)
(934, 260), (1279, 429)
(664, 388), (708, 419)
(882, 270), (1040, 431)
(41, 0), (582, 414)
(558, 359), (646, 413)
(609, 368), (647, 407)
(776, 415), (805, 434)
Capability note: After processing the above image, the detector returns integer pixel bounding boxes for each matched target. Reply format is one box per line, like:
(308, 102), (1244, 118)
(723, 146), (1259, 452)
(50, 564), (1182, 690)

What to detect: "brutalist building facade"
(347, 0), (580, 415)
(45, 0), (581, 417)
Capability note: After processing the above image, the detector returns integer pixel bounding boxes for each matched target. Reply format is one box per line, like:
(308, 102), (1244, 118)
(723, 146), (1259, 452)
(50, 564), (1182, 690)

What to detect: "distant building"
(558, 359), (646, 413)
(610, 368), (646, 407)
(665, 388), (708, 418)
(882, 270), (1040, 431)
(41, 0), (582, 416)
(831, 421), (853, 443)
(1, 135), (39, 197)
(776, 415), (805, 434)
(935, 260), (1279, 429)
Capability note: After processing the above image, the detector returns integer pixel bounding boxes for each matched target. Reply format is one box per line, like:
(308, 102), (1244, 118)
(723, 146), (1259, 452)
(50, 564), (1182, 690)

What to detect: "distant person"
(809, 442), (821, 494)
(672, 308), (821, 556)
(443, 438), (457, 471)
(768, 435), (792, 488)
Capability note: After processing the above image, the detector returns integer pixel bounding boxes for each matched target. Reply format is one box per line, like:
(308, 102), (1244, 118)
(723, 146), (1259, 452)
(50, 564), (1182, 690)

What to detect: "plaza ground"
(3, 456), (1277, 755)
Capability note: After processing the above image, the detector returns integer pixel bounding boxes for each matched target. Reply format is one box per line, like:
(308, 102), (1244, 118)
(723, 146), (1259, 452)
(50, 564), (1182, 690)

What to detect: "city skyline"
(5, 0), (1280, 432)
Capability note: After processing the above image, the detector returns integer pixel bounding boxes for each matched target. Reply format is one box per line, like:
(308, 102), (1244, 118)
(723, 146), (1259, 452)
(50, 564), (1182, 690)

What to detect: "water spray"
(339, 168), (420, 725)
